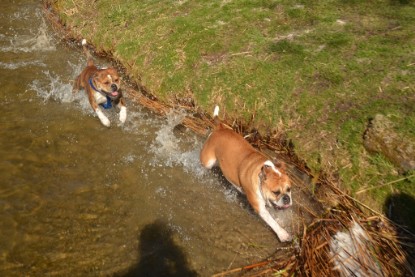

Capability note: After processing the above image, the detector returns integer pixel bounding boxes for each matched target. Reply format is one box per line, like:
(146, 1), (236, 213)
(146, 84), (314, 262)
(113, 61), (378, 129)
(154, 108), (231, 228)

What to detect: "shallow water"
(0, 1), (320, 276)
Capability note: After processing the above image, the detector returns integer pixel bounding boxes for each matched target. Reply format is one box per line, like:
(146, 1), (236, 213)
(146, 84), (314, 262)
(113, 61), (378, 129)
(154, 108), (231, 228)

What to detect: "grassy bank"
(47, 0), (415, 211)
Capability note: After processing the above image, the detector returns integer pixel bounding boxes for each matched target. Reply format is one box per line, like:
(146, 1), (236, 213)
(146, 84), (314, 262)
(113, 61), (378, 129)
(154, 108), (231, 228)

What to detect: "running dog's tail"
(213, 105), (220, 125)
(212, 105), (233, 130)
(81, 39), (94, 66)
(212, 105), (232, 130)
(213, 105), (228, 128)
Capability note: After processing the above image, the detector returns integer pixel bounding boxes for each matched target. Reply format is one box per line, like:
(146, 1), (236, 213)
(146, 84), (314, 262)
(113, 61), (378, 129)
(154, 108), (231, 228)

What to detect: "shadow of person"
(384, 192), (415, 271)
(121, 220), (198, 277)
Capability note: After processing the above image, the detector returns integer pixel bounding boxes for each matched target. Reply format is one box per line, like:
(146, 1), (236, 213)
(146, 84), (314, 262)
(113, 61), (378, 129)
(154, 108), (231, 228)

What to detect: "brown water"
(0, 1), (320, 276)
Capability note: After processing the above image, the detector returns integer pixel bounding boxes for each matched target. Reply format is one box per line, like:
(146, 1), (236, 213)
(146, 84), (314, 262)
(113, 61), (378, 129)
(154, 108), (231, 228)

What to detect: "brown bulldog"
(200, 106), (292, 242)
(73, 39), (126, 127)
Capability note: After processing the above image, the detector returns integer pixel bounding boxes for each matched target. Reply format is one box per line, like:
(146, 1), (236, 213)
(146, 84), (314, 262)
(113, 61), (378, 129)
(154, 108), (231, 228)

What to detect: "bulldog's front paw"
(96, 109), (111, 127)
(100, 117), (111, 127)
(278, 230), (292, 242)
(119, 106), (127, 124)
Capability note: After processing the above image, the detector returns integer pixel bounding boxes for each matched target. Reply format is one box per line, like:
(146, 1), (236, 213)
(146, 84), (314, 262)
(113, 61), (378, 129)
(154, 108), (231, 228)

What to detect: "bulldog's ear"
(92, 71), (100, 80)
(260, 164), (269, 181)
(262, 161), (272, 172)
(89, 73), (99, 85)
(261, 160), (275, 177)
(258, 165), (267, 180)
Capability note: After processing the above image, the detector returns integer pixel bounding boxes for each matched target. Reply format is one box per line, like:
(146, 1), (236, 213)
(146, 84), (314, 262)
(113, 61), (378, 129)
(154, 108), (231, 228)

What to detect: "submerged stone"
(363, 114), (415, 172)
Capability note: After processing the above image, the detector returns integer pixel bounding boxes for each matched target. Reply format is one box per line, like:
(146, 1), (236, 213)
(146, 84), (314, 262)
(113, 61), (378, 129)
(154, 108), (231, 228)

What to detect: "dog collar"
(89, 78), (112, 109)
(89, 78), (102, 94)
(101, 96), (112, 109)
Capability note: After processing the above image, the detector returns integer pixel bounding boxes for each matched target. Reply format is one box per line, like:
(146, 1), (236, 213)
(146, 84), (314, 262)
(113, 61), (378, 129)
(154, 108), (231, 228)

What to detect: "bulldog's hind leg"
(200, 143), (217, 169)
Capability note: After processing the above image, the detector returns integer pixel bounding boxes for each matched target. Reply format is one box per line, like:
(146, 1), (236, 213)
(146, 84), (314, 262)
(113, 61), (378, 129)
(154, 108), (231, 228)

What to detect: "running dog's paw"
(119, 106), (127, 124)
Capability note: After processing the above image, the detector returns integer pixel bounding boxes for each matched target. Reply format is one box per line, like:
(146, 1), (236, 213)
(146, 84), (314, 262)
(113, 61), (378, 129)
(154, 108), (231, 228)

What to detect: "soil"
(364, 114), (415, 172)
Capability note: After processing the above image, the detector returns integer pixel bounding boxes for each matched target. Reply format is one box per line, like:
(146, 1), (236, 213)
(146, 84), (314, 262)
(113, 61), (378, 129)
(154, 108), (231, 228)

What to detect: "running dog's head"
(92, 68), (121, 100)
(259, 160), (292, 209)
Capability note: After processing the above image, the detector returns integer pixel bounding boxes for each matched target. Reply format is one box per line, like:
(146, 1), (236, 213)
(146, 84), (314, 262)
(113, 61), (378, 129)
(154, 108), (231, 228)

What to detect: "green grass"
(48, 0), (415, 212)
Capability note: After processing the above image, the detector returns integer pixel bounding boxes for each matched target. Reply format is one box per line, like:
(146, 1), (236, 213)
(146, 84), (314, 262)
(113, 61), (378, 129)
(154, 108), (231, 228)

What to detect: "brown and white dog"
(200, 106), (292, 242)
(73, 39), (126, 127)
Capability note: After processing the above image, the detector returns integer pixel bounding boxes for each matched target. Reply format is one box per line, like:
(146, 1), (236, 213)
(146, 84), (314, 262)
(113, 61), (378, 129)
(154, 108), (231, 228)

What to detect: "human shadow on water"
(121, 220), (198, 277)
(384, 192), (415, 271)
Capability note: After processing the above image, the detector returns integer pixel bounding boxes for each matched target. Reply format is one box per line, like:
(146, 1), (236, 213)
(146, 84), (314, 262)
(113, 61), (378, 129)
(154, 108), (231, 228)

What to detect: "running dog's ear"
(92, 71), (100, 80)
(260, 165), (267, 180)
(262, 160), (275, 173)
(259, 163), (272, 182)
(261, 160), (279, 179)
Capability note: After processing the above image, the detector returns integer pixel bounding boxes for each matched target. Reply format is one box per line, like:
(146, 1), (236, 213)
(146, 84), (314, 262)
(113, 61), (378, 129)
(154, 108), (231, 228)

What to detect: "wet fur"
(73, 39), (126, 127)
(200, 106), (292, 242)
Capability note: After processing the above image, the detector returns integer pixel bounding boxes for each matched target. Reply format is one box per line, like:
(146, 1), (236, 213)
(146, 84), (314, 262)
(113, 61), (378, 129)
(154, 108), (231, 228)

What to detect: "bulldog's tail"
(212, 105), (232, 130)
(81, 39), (94, 66)
(213, 105), (220, 125)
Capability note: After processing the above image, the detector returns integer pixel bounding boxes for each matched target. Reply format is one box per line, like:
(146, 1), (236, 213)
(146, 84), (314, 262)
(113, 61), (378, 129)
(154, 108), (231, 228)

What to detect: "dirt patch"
(364, 114), (415, 172)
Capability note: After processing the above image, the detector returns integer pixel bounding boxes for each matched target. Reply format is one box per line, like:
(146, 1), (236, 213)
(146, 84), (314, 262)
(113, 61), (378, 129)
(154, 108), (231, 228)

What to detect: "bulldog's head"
(92, 67), (121, 100)
(259, 160), (292, 209)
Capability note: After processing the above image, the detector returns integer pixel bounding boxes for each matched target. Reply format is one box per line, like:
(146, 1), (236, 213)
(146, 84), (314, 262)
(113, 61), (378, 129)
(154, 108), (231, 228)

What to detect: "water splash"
(10, 6), (32, 22)
(27, 59), (95, 114)
(1, 15), (55, 53)
(149, 111), (207, 177)
(17, 17), (55, 52)
(0, 60), (46, 70)
(148, 111), (241, 204)
(28, 71), (74, 103)
(120, 107), (149, 135)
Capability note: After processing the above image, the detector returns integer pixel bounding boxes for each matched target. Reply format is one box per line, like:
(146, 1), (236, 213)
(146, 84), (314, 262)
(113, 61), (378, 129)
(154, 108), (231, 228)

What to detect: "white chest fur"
(94, 91), (107, 105)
